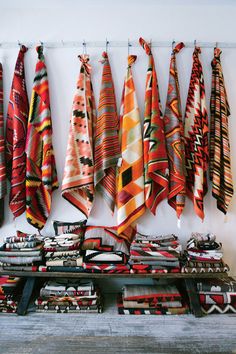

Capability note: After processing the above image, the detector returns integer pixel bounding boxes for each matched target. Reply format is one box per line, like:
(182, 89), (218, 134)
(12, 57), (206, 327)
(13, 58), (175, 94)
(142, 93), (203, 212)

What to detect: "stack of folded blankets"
(40, 220), (87, 272)
(117, 284), (189, 315)
(0, 231), (43, 271)
(181, 232), (230, 274)
(35, 278), (102, 313)
(197, 276), (236, 314)
(0, 276), (22, 313)
(81, 226), (134, 273)
(129, 233), (182, 274)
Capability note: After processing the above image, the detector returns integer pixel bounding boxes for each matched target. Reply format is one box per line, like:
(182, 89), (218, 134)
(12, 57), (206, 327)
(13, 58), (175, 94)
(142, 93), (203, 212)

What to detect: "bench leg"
(185, 278), (203, 318)
(17, 277), (36, 316)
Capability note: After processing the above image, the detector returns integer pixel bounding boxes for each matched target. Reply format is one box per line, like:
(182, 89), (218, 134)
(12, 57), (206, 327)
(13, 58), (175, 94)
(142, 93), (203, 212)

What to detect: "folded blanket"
(199, 292), (236, 305)
(5, 241), (40, 249)
(84, 250), (127, 264)
(197, 277), (236, 293)
(45, 258), (83, 267)
(123, 285), (181, 302)
(201, 303), (236, 314)
(83, 263), (130, 273)
(45, 250), (81, 258)
(2, 265), (38, 272)
(0, 249), (42, 257)
(181, 261), (230, 273)
(38, 265), (85, 273)
(40, 279), (94, 297)
(0, 255), (42, 265)
(4, 234), (39, 243)
(36, 304), (102, 313)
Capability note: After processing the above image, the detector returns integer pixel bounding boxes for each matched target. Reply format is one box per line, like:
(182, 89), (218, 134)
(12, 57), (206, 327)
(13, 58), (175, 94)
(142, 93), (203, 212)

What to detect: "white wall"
(1, 0), (236, 274)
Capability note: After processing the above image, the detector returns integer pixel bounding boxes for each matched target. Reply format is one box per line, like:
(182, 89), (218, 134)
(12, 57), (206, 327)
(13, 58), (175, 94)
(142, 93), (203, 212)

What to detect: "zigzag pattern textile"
(139, 37), (168, 215)
(163, 42), (186, 219)
(0, 64), (7, 226)
(210, 47), (234, 214)
(62, 54), (96, 218)
(6, 45), (29, 218)
(94, 52), (120, 212)
(117, 55), (145, 235)
(184, 46), (209, 220)
(26, 46), (58, 230)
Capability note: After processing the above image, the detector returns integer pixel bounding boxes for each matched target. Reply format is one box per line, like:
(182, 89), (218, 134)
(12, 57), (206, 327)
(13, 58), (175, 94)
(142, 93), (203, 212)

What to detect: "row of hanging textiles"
(0, 37), (233, 235)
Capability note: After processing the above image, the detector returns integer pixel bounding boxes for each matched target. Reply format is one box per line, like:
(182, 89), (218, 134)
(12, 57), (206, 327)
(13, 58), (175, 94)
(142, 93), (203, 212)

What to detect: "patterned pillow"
(53, 220), (87, 237)
(81, 225), (136, 255)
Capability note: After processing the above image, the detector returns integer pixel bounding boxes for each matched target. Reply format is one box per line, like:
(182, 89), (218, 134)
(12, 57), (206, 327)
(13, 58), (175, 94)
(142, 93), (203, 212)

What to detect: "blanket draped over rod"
(6, 45), (29, 218)
(184, 46), (208, 220)
(210, 47), (234, 214)
(26, 45), (58, 230)
(140, 37), (169, 215)
(163, 42), (186, 219)
(94, 51), (120, 213)
(117, 55), (145, 234)
(62, 54), (96, 218)
(0, 64), (7, 226)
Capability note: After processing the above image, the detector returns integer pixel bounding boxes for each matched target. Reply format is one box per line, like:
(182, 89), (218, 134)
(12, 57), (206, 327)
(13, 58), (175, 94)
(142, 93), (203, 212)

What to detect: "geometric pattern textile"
(184, 46), (209, 220)
(6, 45), (29, 218)
(0, 64), (7, 226)
(210, 47), (234, 214)
(62, 54), (96, 218)
(94, 52), (120, 212)
(164, 42), (186, 218)
(117, 55), (145, 234)
(26, 46), (58, 230)
(139, 37), (169, 214)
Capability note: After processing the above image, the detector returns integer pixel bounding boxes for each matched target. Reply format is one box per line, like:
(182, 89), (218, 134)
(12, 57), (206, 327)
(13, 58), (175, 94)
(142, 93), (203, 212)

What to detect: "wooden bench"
(0, 269), (229, 318)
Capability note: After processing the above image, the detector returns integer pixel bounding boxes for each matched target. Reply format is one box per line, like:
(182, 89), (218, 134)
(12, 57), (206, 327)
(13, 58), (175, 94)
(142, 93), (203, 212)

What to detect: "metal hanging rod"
(0, 40), (236, 49)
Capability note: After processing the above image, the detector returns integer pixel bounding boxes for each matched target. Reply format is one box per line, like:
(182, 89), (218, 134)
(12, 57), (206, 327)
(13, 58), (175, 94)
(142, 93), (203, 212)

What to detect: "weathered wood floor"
(0, 296), (236, 354)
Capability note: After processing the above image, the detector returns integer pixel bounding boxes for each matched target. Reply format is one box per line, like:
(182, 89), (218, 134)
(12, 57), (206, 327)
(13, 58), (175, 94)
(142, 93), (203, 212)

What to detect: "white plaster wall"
(0, 0), (236, 274)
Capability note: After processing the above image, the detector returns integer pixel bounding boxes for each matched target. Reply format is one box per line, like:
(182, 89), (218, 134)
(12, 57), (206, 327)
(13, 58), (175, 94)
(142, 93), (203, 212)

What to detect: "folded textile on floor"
(0, 231), (43, 271)
(35, 278), (102, 313)
(129, 233), (181, 273)
(181, 232), (229, 273)
(196, 277), (236, 314)
(118, 284), (189, 315)
(0, 276), (22, 313)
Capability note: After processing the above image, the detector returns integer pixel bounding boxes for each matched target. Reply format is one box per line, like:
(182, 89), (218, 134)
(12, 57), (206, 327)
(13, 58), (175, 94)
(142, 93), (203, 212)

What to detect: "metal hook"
(128, 38), (132, 55)
(105, 38), (109, 53)
(172, 39), (175, 50)
(17, 40), (21, 47)
(83, 40), (87, 55)
(194, 39), (197, 48)
(40, 41), (44, 48)
(215, 41), (218, 48)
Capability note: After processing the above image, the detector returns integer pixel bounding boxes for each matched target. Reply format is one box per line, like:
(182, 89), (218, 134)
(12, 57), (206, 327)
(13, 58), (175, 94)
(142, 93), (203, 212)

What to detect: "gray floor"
(0, 296), (236, 354)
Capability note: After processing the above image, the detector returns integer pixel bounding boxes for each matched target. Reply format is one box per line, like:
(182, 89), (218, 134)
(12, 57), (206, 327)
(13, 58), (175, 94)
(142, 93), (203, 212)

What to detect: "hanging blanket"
(0, 64), (7, 226)
(117, 55), (145, 234)
(210, 48), (234, 214)
(6, 45), (29, 218)
(163, 42), (185, 218)
(184, 46), (208, 220)
(26, 45), (58, 230)
(62, 54), (96, 218)
(139, 37), (168, 214)
(94, 52), (120, 212)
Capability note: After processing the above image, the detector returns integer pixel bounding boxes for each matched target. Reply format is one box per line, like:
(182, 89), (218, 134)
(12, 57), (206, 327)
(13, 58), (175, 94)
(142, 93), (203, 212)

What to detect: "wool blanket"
(62, 54), (96, 217)
(26, 45), (58, 230)
(6, 45), (29, 218)
(94, 52), (120, 212)
(0, 63), (7, 226)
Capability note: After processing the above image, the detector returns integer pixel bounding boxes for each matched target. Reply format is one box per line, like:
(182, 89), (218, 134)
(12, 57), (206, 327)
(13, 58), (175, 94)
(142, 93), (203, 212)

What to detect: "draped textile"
(117, 55), (145, 234)
(139, 37), (168, 214)
(62, 55), (96, 218)
(94, 52), (120, 212)
(163, 42), (186, 218)
(26, 46), (58, 230)
(6, 45), (29, 218)
(184, 46), (208, 220)
(0, 64), (7, 226)
(210, 47), (234, 214)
